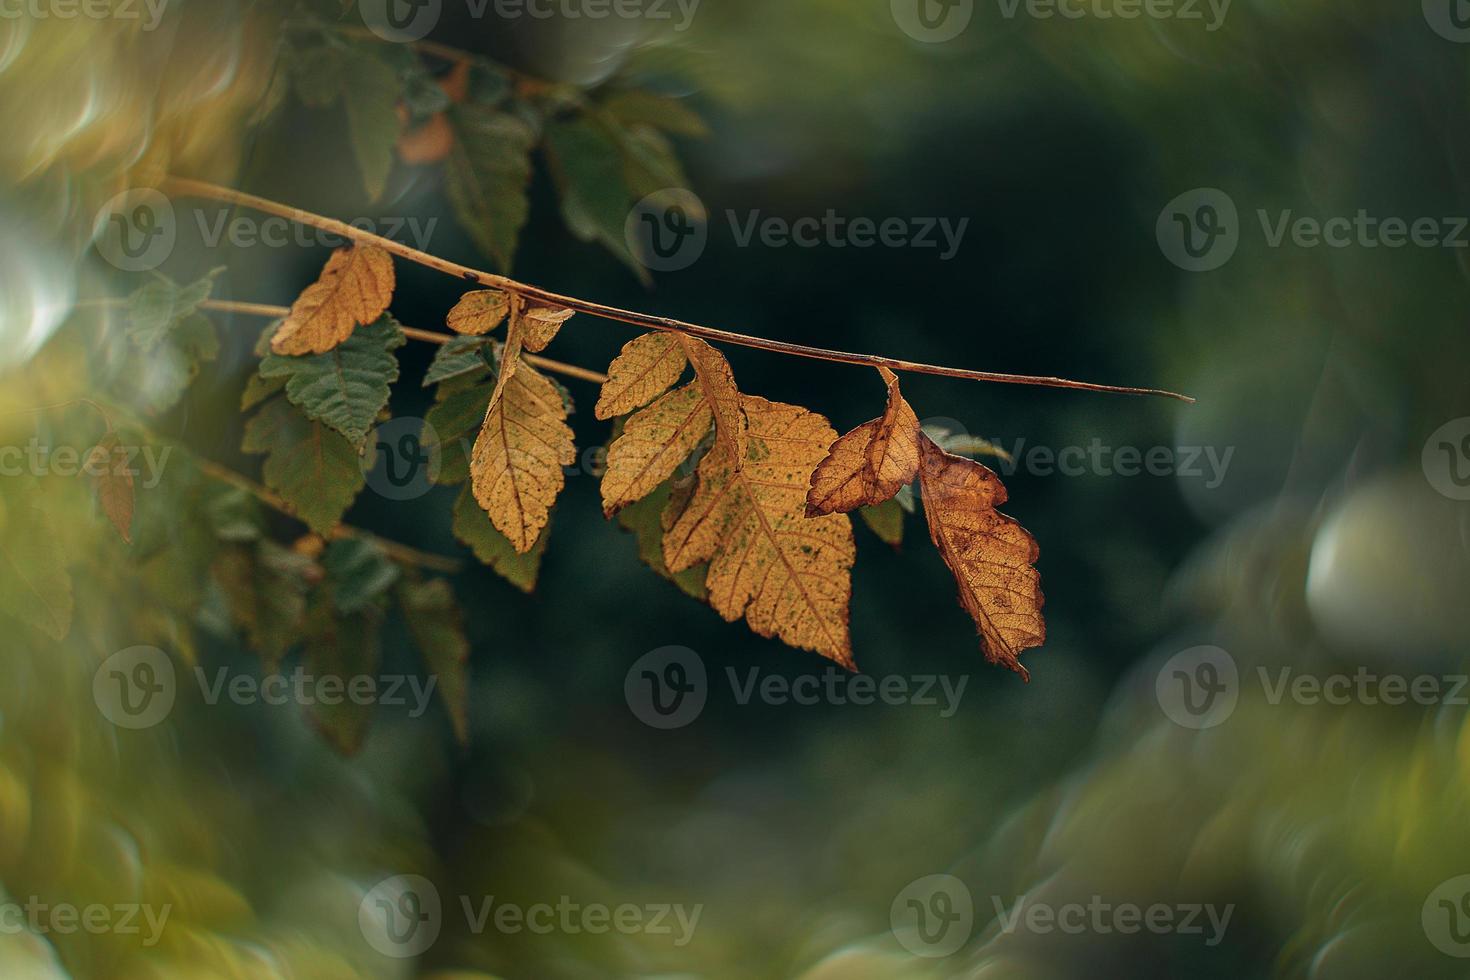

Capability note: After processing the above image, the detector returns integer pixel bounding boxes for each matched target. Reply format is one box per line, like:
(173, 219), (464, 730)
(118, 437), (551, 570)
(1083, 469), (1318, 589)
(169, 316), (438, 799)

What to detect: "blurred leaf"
(241, 396), (365, 534)
(446, 105), (535, 272)
(858, 499), (904, 548)
(302, 599), (382, 755)
(0, 492), (72, 640)
(399, 577), (470, 744)
(211, 539), (316, 670)
(599, 89), (708, 136)
(342, 48), (403, 200)
(85, 431), (134, 544)
(545, 114), (647, 280)
(127, 268), (223, 350)
(322, 538), (400, 614)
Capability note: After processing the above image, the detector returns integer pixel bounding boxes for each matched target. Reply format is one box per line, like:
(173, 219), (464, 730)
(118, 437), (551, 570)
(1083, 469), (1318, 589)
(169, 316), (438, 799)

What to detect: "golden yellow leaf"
(469, 297), (576, 553)
(601, 383), (712, 516)
(917, 434), (1045, 680)
(680, 335), (746, 461)
(520, 303), (574, 353)
(446, 289), (510, 336)
(594, 332), (689, 420)
(806, 366), (920, 516)
(270, 244), (395, 355)
(664, 395), (855, 667)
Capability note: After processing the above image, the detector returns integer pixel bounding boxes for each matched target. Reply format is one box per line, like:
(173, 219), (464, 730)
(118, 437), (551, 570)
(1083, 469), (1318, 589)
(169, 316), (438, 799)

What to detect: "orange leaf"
(397, 111), (454, 164)
(446, 289), (510, 335)
(917, 435), (1045, 680)
(270, 245), (395, 355)
(601, 383), (711, 516)
(594, 332), (689, 420)
(469, 296), (577, 553)
(806, 366), (920, 515)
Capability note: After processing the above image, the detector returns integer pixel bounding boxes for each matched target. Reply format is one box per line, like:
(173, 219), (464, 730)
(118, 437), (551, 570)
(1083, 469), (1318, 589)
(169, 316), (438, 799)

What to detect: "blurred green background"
(2, 0), (1470, 976)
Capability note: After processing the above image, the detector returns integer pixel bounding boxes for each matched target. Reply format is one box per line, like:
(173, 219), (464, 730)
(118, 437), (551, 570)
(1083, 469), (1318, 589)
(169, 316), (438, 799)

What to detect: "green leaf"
(545, 115), (646, 279)
(446, 105), (535, 272)
(301, 599), (382, 755)
(424, 335), (498, 387)
(205, 486), (263, 543)
(210, 540), (315, 671)
(242, 396), (366, 534)
(615, 479), (707, 600)
(858, 498), (905, 548)
(127, 268), (223, 350)
(0, 495), (73, 640)
(599, 89), (708, 136)
(292, 43), (344, 107)
(398, 577), (470, 744)
(424, 372), (495, 486)
(342, 49), (403, 201)
(322, 538), (400, 614)
(258, 314), (405, 448)
(451, 485), (545, 592)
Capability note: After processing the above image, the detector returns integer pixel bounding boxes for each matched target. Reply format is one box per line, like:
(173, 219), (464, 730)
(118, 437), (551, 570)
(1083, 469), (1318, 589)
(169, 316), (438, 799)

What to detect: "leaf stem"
(160, 177), (1196, 404)
(196, 300), (608, 384)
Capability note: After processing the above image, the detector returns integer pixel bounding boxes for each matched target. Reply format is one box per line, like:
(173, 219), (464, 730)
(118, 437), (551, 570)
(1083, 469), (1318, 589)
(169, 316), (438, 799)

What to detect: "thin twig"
(189, 456), (462, 574)
(160, 177), (1196, 404)
(198, 300), (609, 384)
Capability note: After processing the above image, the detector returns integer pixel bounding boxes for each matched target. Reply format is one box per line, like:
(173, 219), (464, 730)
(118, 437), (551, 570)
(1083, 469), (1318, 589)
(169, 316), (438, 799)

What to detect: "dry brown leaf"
(601, 383), (712, 516)
(446, 289), (510, 335)
(663, 394), (855, 667)
(806, 366), (920, 516)
(917, 434), (1045, 680)
(680, 335), (746, 461)
(469, 297), (577, 553)
(520, 304), (574, 353)
(270, 245), (395, 355)
(86, 432), (133, 544)
(594, 332), (689, 420)
(397, 111), (454, 164)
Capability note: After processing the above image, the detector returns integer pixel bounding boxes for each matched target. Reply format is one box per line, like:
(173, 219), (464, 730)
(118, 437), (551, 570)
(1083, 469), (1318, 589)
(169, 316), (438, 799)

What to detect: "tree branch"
(160, 177), (1195, 404)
